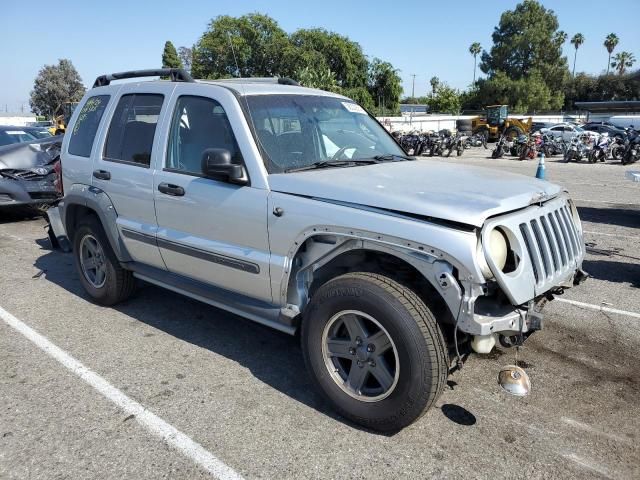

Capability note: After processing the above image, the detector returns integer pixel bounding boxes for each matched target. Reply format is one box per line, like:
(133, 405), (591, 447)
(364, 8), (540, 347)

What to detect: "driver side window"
(166, 96), (242, 175)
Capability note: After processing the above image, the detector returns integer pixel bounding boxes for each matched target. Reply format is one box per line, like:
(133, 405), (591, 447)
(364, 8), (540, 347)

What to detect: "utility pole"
(410, 74), (416, 126)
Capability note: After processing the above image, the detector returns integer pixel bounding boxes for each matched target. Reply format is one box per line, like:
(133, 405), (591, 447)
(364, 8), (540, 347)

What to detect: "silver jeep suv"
(59, 68), (586, 432)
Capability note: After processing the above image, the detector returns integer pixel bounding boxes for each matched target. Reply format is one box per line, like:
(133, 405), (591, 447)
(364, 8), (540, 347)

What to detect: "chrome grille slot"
(520, 223), (541, 283)
(548, 212), (568, 265)
(540, 215), (560, 273)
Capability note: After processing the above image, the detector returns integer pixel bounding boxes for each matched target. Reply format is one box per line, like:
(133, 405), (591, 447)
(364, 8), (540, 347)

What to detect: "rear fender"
(61, 184), (132, 262)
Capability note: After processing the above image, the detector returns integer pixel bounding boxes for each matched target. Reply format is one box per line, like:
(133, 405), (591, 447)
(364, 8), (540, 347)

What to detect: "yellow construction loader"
(471, 105), (532, 141)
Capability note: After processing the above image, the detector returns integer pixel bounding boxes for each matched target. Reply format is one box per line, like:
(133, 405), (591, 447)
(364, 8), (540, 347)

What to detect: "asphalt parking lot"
(1, 149), (639, 479)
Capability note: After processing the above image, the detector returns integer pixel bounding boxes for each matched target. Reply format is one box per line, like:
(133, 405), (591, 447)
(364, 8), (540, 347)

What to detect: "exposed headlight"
(487, 228), (508, 271)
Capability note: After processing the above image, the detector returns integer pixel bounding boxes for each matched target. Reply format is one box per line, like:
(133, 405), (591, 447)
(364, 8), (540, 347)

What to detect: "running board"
(127, 263), (297, 335)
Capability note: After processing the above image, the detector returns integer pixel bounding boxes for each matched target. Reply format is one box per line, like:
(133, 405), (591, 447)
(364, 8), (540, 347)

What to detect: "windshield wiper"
(285, 159), (377, 173)
(372, 153), (414, 162)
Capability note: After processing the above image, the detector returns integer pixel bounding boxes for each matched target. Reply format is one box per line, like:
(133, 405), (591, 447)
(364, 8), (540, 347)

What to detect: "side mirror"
(201, 148), (246, 184)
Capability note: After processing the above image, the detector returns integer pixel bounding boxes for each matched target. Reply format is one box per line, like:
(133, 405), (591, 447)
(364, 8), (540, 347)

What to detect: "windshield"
(0, 129), (37, 147)
(245, 95), (405, 173)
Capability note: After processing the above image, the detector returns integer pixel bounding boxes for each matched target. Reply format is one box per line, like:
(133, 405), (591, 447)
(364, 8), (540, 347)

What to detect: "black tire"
(456, 146), (464, 156)
(504, 126), (523, 142)
(519, 147), (529, 161)
(73, 215), (135, 306)
(301, 272), (449, 432)
(491, 148), (501, 159)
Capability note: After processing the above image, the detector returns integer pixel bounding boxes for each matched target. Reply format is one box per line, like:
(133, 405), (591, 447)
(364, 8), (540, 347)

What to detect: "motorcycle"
(427, 131), (443, 156)
(512, 134), (529, 157)
(610, 136), (625, 160)
(622, 128), (640, 165)
(518, 134), (542, 160)
(491, 134), (512, 159)
(564, 133), (593, 163)
(588, 134), (610, 163)
(465, 132), (488, 149)
(540, 132), (564, 156)
(445, 132), (467, 157)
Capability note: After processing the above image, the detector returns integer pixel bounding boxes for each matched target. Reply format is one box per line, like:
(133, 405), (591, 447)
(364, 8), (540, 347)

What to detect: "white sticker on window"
(342, 102), (367, 115)
(6, 131), (26, 135)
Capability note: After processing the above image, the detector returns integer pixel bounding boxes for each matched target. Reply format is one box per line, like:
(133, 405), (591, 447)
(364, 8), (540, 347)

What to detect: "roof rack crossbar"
(93, 68), (194, 88)
(209, 76), (300, 86)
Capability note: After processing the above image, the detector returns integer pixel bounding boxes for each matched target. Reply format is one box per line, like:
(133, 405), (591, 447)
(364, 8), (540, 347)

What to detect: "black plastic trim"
(93, 68), (194, 88)
(121, 228), (259, 274)
(156, 237), (260, 274)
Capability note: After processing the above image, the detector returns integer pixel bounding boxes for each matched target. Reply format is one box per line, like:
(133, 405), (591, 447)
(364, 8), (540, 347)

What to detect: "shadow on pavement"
(578, 205), (640, 230)
(440, 404), (476, 426)
(582, 259), (640, 288)
(0, 210), (43, 224)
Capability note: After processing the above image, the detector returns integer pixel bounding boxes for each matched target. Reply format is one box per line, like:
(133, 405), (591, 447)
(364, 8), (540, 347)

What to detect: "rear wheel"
(73, 215), (135, 305)
(302, 272), (449, 432)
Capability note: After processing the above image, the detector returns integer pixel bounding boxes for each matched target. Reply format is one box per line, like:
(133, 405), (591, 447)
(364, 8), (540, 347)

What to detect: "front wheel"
(302, 272), (449, 432)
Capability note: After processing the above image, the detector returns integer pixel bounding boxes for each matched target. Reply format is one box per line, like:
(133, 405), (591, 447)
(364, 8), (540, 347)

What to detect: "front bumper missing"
(460, 268), (587, 337)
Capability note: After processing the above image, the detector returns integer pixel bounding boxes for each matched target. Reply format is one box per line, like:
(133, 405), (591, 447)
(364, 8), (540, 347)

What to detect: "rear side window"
(104, 94), (164, 166)
(68, 95), (110, 157)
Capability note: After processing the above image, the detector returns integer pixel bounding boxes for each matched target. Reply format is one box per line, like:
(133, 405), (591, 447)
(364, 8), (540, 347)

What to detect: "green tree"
(367, 58), (402, 114)
(288, 28), (369, 88)
(343, 87), (375, 111)
(570, 33), (584, 77)
(604, 33), (619, 74)
(191, 13), (291, 78)
(295, 66), (340, 92)
(177, 46), (193, 73)
(469, 42), (482, 84)
(611, 51), (636, 75)
(29, 59), (85, 120)
(429, 76), (440, 94)
(162, 41), (182, 70)
(428, 83), (461, 114)
(479, 0), (568, 109)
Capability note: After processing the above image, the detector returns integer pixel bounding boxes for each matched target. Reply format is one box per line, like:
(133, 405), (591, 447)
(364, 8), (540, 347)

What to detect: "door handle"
(158, 182), (185, 196)
(93, 169), (111, 180)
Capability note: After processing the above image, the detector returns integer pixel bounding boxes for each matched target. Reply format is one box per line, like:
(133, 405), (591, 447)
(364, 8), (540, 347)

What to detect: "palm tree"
(570, 33), (584, 77)
(604, 33), (619, 74)
(469, 42), (482, 84)
(611, 51), (636, 75)
(430, 76), (440, 95)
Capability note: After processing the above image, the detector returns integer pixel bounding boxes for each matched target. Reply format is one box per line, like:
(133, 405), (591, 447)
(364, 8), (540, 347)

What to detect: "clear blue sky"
(2, 0), (638, 112)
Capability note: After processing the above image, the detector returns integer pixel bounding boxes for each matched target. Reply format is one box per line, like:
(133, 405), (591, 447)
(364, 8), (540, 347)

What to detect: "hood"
(268, 160), (563, 228)
(0, 136), (62, 170)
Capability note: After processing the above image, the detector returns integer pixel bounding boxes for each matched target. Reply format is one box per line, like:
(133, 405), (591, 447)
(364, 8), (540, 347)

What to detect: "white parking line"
(574, 198), (638, 206)
(584, 230), (638, 239)
(0, 305), (244, 480)
(556, 298), (640, 320)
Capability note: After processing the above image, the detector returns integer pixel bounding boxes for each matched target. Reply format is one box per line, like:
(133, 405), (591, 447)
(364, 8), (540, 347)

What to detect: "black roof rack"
(93, 68), (194, 88)
(208, 76), (300, 86)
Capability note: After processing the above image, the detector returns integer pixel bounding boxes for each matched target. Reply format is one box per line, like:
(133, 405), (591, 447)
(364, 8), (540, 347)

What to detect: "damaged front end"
(459, 193), (587, 354)
(0, 136), (63, 210)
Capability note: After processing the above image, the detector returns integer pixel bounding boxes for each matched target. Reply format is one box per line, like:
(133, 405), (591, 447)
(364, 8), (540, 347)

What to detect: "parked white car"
(541, 123), (598, 143)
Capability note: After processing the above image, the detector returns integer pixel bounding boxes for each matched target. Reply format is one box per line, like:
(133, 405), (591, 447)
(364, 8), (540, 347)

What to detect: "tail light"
(53, 159), (63, 196)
